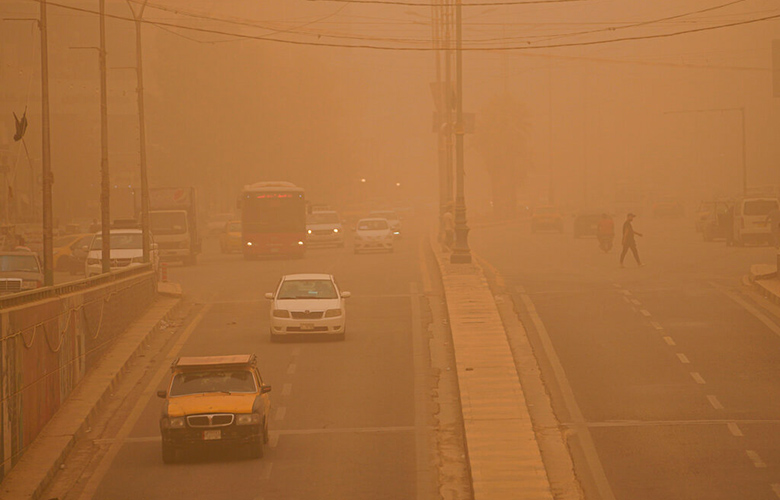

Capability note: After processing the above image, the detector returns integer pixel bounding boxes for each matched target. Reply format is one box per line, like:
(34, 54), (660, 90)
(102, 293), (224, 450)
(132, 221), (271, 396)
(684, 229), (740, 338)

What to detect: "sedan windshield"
(307, 212), (340, 224)
(278, 279), (338, 299)
(169, 370), (257, 396)
(358, 220), (388, 231)
(0, 255), (40, 273)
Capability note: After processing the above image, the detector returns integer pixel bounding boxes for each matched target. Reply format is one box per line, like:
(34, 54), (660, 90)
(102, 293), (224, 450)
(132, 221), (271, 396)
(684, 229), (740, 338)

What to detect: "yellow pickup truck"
(157, 354), (272, 463)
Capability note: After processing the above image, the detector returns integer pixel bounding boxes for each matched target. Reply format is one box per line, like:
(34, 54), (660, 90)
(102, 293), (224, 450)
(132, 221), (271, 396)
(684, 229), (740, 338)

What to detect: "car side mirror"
(156, 390), (167, 398)
(264, 292), (274, 300)
(341, 291), (351, 298)
(261, 385), (272, 394)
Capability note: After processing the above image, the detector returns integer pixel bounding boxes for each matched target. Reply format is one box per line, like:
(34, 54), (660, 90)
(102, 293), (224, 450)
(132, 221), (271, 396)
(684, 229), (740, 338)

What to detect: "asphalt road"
(44, 223), (449, 500)
(472, 215), (780, 500)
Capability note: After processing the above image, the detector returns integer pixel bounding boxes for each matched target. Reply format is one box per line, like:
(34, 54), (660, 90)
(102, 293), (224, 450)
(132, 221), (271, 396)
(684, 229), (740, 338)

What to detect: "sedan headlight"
(307, 229), (312, 234)
(324, 308), (342, 318)
(235, 413), (261, 426)
(333, 228), (339, 233)
(21, 280), (41, 290)
(161, 416), (186, 429)
(273, 309), (290, 318)
(86, 257), (100, 265)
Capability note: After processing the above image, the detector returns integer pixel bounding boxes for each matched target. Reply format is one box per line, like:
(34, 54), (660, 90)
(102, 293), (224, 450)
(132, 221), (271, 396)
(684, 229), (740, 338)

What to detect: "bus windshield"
(242, 193), (305, 233)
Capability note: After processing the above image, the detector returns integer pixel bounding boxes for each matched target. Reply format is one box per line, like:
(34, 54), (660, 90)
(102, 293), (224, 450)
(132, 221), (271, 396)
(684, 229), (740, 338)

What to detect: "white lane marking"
(269, 432), (280, 448)
(622, 296), (632, 304)
(263, 461), (274, 480)
(727, 422), (743, 437)
(621, 290), (632, 296)
(630, 299), (642, 306)
(77, 304), (213, 500)
(639, 309), (652, 317)
(286, 363), (297, 375)
(690, 372), (706, 384)
(746, 450), (767, 468)
(676, 353), (690, 364)
(771, 483), (780, 497)
(519, 293), (617, 500)
(275, 407), (287, 421)
(707, 395), (724, 410)
(281, 383), (292, 397)
(710, 282), (780, 339)
(612, 283), (621, 288)
(650, 321), (664, 331)
(664, 336), (676, 346)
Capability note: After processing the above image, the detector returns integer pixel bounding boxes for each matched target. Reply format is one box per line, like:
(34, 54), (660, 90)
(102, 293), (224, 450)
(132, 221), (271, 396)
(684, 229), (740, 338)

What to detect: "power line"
(305, 0), (585, 5)
(33, 0), (780, 52)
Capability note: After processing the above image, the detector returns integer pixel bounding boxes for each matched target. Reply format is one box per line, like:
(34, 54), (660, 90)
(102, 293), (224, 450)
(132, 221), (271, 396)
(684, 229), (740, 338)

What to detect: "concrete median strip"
(431, 241), (555, 500)
(0, 295), (184, 500)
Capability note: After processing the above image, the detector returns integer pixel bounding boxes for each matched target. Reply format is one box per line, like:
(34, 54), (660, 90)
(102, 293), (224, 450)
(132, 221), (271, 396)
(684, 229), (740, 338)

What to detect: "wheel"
(262, 418), (270, 444)
(161, 442), (177, 464)
(248, 438), (264, 459)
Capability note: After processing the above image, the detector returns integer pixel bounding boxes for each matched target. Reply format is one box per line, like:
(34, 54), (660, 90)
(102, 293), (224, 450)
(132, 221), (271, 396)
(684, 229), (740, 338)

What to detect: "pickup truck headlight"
(324, 308), (342, 318)
(235, 413), (261, 426)
(161, 416), (186, 429)
(272, 309), (290, 318)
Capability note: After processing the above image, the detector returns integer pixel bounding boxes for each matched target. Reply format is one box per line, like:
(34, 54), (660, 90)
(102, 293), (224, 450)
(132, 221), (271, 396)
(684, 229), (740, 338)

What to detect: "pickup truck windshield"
(151, 212), (188, 235)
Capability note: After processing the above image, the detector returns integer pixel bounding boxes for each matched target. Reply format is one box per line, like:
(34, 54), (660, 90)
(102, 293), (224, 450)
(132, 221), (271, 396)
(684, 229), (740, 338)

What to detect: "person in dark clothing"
(620, 213), (643, 267)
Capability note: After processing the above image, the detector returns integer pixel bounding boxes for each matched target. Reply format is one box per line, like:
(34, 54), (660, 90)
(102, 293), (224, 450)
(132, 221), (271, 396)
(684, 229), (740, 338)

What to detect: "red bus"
(239, 182), (306, 258)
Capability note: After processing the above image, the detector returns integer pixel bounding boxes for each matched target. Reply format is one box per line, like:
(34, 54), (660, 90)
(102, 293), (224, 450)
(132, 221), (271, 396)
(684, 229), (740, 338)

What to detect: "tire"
(161, 442), (177, 464)
(262, 418), (270, 444)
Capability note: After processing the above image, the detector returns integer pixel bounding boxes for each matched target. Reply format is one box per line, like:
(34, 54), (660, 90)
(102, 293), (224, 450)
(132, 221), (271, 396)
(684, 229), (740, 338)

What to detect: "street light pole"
(99, 0), (111, 274)
(127, 0), (151, 263)
(40, 0), (54, 286)
(450, 0), (471, 264)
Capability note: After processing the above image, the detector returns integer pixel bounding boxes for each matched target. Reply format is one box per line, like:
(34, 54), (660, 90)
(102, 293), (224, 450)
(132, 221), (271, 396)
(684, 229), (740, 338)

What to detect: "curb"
(1, 295), (187, 500)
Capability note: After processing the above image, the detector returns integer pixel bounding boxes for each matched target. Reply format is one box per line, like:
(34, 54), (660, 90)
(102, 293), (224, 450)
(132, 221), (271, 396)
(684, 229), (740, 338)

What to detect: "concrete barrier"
(0, 266), (157, 482)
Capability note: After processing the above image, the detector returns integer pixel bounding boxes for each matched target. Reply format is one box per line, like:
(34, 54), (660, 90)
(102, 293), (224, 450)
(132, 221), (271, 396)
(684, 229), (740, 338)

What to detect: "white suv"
(85, 229), (159, 277)
(265, 274), (350, 341)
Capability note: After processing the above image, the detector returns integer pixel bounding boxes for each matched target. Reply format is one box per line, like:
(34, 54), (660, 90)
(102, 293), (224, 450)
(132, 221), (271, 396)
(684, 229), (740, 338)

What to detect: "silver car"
(0, 251), (44, 294)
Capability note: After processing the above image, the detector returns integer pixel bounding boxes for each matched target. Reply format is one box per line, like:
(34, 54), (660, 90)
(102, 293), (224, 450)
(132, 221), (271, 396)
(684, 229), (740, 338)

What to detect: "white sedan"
(353, 218), (394, 254)
(265, 274), (350, 341)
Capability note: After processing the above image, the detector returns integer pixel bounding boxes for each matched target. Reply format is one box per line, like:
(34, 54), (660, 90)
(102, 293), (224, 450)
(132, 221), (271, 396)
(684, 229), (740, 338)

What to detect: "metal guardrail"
(0, 264), (154, 310)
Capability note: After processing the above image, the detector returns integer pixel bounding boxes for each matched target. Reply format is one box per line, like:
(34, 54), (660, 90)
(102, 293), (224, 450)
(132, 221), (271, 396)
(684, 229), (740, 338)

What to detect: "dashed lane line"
(690, 372), (706, 384)
(727, 423), (743, 437)
(676, 353), (690, 364)
(650, 321), (664, 331)
(707, 395), (724, 410)
(663, 336), (676, 346)
(281, 383), (292, 397)
(630, 299), (642, 306)
(275, 407), (287, 421)
(771, 483), (780, 497)
(286, 363), (297, 375)
(746, 450), (767, 468)
(639, 309), (652, 317)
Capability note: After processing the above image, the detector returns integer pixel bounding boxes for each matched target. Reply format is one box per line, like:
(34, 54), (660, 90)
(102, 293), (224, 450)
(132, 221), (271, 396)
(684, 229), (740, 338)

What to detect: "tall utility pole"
(450, 0), (471, 264)
(40, 0), (54, 286)
(127, 0), (150, 263)
(99, 0), (111, 274)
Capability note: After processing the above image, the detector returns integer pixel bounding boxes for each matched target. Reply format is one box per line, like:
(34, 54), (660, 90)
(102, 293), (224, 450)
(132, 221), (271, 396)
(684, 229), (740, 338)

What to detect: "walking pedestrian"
(620, 213), (643, 267)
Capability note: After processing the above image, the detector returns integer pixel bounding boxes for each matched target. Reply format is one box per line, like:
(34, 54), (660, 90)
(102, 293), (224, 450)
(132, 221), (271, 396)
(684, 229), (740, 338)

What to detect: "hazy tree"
(472, 92), (531, 217)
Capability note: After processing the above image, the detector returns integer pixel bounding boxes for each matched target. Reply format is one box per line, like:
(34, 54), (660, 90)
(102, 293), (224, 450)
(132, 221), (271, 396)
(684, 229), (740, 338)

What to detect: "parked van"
(732, 197), (779, 246)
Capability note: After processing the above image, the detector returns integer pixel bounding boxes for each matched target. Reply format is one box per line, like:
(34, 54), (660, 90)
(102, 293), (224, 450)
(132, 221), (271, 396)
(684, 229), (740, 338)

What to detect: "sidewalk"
(749, 264), (780, 305)
(0, 295), (183, 500)
(431, 241), (554, 499)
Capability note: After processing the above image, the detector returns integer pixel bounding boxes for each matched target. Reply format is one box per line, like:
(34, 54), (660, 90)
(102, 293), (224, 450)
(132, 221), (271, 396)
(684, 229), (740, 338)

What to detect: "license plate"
(203, 430), (221, 441)
(300, 323), (315, 331)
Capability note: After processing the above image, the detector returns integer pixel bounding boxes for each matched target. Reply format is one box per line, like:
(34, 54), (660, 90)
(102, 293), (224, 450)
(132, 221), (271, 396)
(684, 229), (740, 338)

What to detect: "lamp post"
(450, 0), (471, 264)
(40, 0), (54, 285)
(127, 0), (151, 263)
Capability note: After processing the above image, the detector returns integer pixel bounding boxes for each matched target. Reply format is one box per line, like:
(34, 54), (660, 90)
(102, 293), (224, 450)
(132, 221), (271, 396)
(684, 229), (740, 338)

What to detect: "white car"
(368, 210), (401, 237)
(265, 274), (350, 341)
(354, 218), (394, 253)
(306, 211), (344, 247)
(85, 229), (158, 277)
